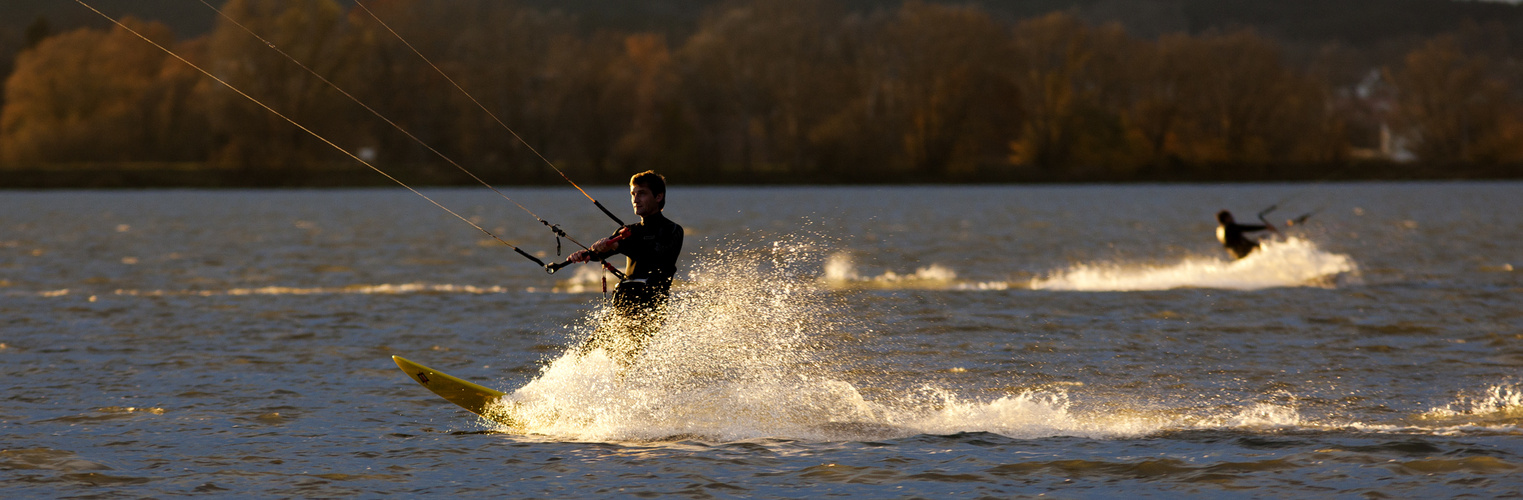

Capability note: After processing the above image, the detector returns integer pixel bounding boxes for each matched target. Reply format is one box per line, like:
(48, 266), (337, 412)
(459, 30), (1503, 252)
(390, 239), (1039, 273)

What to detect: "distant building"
(1345, 69), (1415, 162)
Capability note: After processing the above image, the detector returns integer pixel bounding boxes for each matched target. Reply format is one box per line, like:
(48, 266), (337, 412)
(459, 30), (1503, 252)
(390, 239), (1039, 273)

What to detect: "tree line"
(1, 0), (1520, 187)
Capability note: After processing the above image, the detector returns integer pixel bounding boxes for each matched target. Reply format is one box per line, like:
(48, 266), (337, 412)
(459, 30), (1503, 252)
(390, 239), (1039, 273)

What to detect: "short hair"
(630, 170), (666, 209)
(1217, 210), (1233, 224)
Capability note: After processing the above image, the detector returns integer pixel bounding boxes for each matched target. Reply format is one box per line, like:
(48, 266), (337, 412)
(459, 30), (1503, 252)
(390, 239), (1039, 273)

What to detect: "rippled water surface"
(3, 182), (1521, 498)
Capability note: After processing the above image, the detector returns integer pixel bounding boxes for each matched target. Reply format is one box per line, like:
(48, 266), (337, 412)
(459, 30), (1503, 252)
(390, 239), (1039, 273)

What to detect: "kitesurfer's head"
(630, 170), (666, 217)
(1217, 210), (1235, 224)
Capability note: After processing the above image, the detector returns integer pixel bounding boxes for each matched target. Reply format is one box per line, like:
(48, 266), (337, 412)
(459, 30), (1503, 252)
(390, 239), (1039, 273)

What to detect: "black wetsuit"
(1218, 222), (1270, 260)
(581, 212), (683, 359)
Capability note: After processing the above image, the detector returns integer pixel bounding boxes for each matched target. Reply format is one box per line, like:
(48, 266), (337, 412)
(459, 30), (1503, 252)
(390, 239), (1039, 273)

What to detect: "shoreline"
(2, 161), (1518, 189)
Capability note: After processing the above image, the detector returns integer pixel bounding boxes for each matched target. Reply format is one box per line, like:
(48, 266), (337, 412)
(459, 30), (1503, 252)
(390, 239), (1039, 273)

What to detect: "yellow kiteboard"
(392, 355), (520, 428)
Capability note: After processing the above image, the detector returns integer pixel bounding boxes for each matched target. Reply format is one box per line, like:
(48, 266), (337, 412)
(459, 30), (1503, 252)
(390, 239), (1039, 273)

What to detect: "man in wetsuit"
(1216, 210), (1278, 260)
(567, 170), (683, 360)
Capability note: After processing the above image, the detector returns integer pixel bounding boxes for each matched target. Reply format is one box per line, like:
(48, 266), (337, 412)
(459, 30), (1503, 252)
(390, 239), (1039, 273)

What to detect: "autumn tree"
(1390, 35), (1523, 163)
(428, 2), (574, 179)
(12, 0), (1518, 184)
(531, 31), (634, 177)
(1169, 30), (1334, 166)
(337, 0), (468, 174)
(202, 0), (358, 173)
(1120, 33), (1198, 169)
(1007, 13), (1136, 172)
(0, 18), (206, 166)
(675, 0), (856, 177)
(588, 33), (686, 177)
(818, 1), (1016, 177)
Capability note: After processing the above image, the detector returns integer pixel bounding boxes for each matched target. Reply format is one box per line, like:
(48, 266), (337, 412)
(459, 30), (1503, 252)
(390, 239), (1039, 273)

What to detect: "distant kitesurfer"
(1216, 210), (1278, 260)
(567, 170), (683, 361)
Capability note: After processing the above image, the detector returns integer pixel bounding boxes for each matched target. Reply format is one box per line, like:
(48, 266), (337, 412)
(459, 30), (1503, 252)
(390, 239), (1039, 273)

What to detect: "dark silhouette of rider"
(1216, 210), (1278, 260)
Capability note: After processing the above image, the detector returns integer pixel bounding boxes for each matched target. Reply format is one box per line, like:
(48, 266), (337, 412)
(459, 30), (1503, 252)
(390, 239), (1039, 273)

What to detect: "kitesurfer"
(567, 170), (683, 360)
(1216, 210), (1278, 260)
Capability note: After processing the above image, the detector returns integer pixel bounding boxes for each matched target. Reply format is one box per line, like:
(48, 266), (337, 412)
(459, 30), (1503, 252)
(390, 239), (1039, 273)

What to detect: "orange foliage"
(1, 18), (205, 165)
(1391, 36), (1523, 163)
(0, 0), (1517, 181)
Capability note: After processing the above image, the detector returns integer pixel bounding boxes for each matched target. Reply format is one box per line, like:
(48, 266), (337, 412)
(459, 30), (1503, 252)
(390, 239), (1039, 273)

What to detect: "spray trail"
(504, 235), (883, 440)
(1417, 383), (1523, 429)
(819, 253), (1010, 291)
(481, 236), (1511, 442)
(1030, 237), (1357, 291)
(491, 235), (1149, 441)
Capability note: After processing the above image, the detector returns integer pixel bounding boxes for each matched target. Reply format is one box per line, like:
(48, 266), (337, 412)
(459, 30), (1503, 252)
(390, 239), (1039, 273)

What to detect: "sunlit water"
(2, 183), (1520, 497)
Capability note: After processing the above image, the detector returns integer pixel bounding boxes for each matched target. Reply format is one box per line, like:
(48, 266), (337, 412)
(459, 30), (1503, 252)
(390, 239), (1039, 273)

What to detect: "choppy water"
(2, 182), (1520, 498)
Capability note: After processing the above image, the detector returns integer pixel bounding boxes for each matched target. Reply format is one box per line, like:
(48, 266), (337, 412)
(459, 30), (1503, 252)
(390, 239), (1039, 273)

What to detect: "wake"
(487, 236), (1511, 443)
(1030, 237), (1357, 291)
(819, 253), (1009, 291)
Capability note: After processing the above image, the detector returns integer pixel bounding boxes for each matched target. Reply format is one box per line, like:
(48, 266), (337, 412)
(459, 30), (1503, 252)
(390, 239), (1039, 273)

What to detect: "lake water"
(2, 182), (1520, 498)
